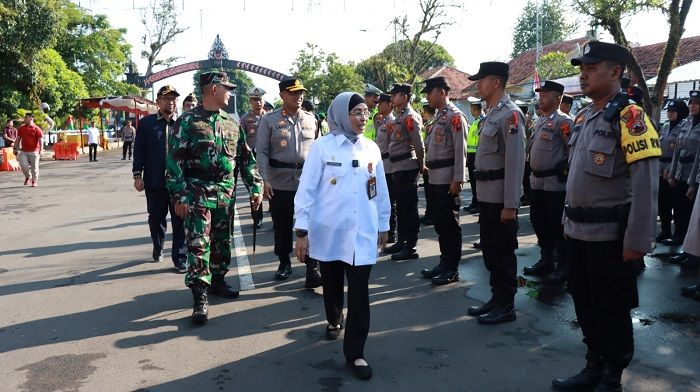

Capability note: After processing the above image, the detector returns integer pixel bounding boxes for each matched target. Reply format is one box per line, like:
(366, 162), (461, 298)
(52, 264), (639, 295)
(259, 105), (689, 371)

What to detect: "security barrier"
(0, 148), (21, 171)
(53, 142), (79, 160)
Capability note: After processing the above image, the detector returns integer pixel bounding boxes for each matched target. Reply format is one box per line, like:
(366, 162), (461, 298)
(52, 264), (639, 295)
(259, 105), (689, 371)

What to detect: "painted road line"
(232, 200), (255, 291)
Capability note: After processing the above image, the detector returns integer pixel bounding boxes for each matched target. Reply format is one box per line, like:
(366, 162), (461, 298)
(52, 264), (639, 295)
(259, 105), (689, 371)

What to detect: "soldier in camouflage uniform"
(167, 71), (263, 324)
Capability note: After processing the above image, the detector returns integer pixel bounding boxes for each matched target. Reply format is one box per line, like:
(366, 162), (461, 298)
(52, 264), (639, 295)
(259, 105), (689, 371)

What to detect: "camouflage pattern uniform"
(166, 106), (262, 287)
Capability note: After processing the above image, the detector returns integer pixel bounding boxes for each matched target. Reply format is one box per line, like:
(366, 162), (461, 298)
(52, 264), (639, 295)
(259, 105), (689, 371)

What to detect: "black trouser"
(466, 152), (478, 206)
(426, 183), (461, 271)
(319, 260), (372, 362)
(234, 151), (263, 224)
(530, 189), (566, 259)
(392, 169), (420, 245)
(658, 176), (674, 233)
(566, 238), (637, 370)
(88, 143), (97, 161)
(122, 141), (133, 159)
(422, 172), (431, 218)
(522, 161), (531, 200)
(479, 202), (518, 306)
(385, 173), (397, 237)
(145, 188), (186, 264)
(672, 181), (694, 241)
(269, 189), (295, 261)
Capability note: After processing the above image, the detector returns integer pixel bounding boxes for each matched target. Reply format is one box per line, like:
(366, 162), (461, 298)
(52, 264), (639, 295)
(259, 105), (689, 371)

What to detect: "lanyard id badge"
(367, 176), (377, 200)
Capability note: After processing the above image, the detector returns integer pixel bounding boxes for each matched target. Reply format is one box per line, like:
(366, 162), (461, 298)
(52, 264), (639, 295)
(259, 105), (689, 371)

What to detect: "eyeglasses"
(350, 110), (371, 118)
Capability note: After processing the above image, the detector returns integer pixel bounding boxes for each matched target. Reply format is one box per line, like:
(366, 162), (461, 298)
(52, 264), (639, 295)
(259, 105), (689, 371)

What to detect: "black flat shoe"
(274, 263), (292, 280)
(383, 241), (405, 254)
(421, 265), (443, 279)
(325, 322), (343, 340)
(347, 359), (372, 380)
(431, 270), (459, 285)
(681, 283), (700, 297)
(477, 305), (516, 325)
(467, 299), (496, 316)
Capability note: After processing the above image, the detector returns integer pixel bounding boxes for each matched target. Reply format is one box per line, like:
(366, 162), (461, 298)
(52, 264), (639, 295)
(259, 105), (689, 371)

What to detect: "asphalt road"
(0, 149), (699, 392)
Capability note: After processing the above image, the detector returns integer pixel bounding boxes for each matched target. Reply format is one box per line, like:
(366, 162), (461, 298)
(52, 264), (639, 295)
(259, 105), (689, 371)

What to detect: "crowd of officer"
(135, 37), (700, 389)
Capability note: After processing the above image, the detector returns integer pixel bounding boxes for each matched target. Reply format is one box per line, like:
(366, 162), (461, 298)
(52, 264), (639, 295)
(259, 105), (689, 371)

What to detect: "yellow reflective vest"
(466, 116), (482, 153)
(363, 107), (379, 140)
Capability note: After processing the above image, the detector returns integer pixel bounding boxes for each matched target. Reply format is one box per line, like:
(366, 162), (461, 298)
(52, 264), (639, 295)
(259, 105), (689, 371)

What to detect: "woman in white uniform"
(294, 92), (391, 380)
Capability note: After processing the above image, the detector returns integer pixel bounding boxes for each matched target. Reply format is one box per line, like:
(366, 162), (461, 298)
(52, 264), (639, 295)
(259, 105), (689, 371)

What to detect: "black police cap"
(571, 41), (632, 66)
(690, 90), (700, 102)
(561, 94), (574, 105)
(468, 62), (509, 81)
(535, 80), (565, 95)
(420, 76), (451, 93)
(378, 93), (391, 103)
(388, 83), (412, 95)
(279, 77), (307, 93)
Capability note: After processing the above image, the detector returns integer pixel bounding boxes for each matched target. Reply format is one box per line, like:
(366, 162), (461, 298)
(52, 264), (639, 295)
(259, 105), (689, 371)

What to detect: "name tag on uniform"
(367, 176), (377, 200)
(326, 161), (342, 166)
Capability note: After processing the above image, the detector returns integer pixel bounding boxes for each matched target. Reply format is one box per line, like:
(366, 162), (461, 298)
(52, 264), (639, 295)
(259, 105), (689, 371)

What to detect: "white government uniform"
(294, 133), (391, 266)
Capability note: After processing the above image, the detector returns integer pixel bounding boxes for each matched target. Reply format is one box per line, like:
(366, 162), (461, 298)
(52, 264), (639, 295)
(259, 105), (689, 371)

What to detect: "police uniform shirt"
(256, 108), (317, 191)
(474, 94), (526, 208)
(658, 121), (682, 175)
(426, 102), (467, 184)
(669, 118), (700, 182)
(240, 111), (265, 150)
(375, 112), (396, 174)
(565, 103), (660, 253)
(529, 110), (573, 192)
(294, 133), (391, 266)
(388, 105), (425, 172)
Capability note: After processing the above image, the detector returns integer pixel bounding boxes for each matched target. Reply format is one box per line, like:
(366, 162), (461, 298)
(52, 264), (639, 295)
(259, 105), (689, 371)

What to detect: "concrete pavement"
(0, 148), (698, 392)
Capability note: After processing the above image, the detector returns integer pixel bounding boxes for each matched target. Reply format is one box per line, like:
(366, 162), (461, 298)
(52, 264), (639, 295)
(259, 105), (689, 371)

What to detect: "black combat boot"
(543, 256), (568, 284)
(391, 242), (419, 260)
(209, 274), (240, 299)
(552, 360), (604, 391)
(191, 282), (209, 324)
(523, 248), (554, 276)
(384, 240), (405, 254)
(594, 367), (623, 392)
(656, 222), (672, 242)
(304, 259), (322, 289)
(421, 263), (443, 279)
(431, 269), (459, 285)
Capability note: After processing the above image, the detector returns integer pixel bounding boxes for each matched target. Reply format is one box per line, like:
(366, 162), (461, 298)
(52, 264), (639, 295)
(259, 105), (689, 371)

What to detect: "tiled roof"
(418, 66), (473, 98)
(631, 35), (700, 80)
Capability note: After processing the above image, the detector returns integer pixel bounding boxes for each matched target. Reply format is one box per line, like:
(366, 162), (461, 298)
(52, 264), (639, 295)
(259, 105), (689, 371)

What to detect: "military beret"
(246, 86), (266, 98)
(561, 94), (574, 105)
(199, 72), (236, 89)
(279, 77), (307, 93)
(536, 80), (565, 95)
(388, 83), (412, 95)
(364, 83), (383, 96)
(183, 92), (197, 103)
(157, 85), (180, 97)
(571, 41), (632, 66)
(468, 62), (509, 81)
(378, 93), (391, 103)
(420, 76), (451, 93)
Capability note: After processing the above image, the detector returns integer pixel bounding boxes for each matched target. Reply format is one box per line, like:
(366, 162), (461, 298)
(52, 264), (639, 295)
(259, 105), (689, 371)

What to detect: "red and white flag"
(533, 70), (541, 97)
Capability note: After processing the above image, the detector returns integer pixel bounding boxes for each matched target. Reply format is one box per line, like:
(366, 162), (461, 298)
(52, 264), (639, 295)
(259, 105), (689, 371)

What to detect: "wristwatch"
(133, 171), (142, 180)
(295, 229), (308, 238)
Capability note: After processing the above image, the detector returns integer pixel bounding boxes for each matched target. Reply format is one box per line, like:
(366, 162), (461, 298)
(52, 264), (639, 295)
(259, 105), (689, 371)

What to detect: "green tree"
(34, 48), (89, 118)
(290, 43), (364, 113)
(191, 69), (253, 115)
(536, 51), (579, 80)
(0, 0), (61, 111)
(54, 0), (136, 97)
(511, 0), (576, 58)
(575, 0), (692, 121)
(390, 0), (459, 83)
(355, 54), (410, 92)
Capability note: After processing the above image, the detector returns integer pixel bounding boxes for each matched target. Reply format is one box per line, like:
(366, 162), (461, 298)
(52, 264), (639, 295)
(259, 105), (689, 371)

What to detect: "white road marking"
(232, 201), (256, 291)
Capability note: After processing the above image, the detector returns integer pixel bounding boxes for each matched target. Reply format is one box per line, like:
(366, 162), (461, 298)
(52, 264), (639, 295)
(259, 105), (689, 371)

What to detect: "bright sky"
(78, 0), (700, 104)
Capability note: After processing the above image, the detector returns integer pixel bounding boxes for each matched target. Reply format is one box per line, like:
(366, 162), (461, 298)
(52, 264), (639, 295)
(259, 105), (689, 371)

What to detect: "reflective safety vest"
(363, 107), (379, 140)
(467, 116), (482, 153)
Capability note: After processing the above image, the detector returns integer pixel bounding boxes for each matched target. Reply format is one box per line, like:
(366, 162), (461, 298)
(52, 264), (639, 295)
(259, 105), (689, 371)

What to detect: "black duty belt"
(680, 156), (696, 164)
(186, 170), (233, 182)
(389, 152), (412, 162)
(426, 158), (455, 169)
(474, 168), (505, 181)
(531, 160), (568, 178)
(269, 159), (303, 169)
(564, 204), (630, 224)
(381, 152), (390, 160)
(659, 157), (672, 163)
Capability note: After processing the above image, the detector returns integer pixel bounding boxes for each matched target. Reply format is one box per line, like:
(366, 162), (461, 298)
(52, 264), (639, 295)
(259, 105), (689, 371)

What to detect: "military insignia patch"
(451, 115), (462, 132)
(277, 119), (286, 126)
(406, 116), (415, 132)
(387, 123), (394, 133)
(280, 140), (288, 148)
(508, 111), (519, 134)
(619, 105), (662, 164)
(560, 122), (571, 138)
(593, 153), (606, 165)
